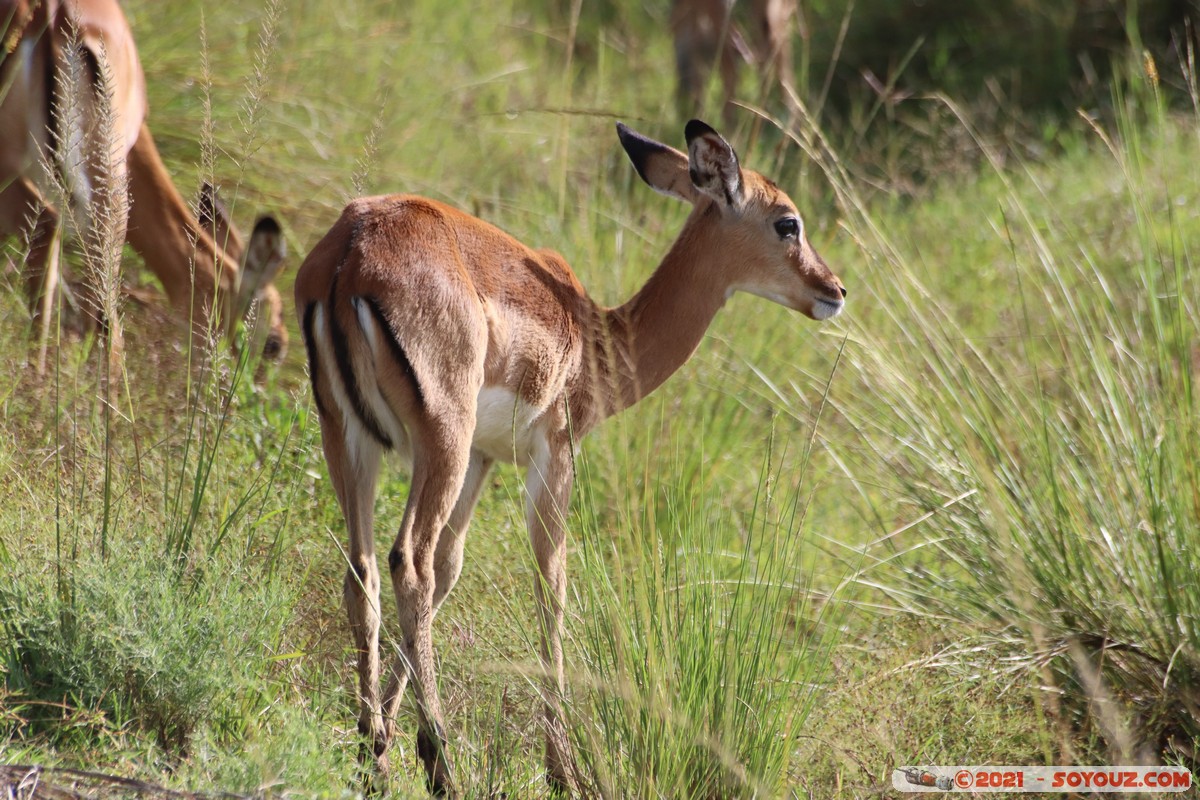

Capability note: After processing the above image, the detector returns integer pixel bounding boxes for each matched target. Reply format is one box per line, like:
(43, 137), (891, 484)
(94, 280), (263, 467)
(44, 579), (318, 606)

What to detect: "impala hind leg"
(316, 410), (390, 775)
(381, 449), (494, 738)
(388, 422), (475, 796)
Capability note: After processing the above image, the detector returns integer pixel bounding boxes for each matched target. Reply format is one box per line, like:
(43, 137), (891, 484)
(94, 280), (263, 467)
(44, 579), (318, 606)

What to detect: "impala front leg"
(0, 177), (61, 375)
(527, 434), (578, 793)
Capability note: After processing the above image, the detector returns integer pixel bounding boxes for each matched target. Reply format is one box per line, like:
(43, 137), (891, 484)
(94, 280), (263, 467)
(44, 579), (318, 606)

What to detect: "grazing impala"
(0, 0), (287, 371)
(296, 119), (845, 795)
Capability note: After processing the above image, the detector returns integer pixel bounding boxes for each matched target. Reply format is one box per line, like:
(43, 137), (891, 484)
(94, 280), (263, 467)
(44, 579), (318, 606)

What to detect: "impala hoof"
(417, 724), (454, 797)
(546, 772), (575, 796)
(358, 752), (390, 797)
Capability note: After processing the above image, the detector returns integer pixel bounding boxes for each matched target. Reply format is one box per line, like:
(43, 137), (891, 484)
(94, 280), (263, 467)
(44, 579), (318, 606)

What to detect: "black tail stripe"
(362, 297), (425, 409)
(301, 302), (331, 420)
(328, 276), (393, 449)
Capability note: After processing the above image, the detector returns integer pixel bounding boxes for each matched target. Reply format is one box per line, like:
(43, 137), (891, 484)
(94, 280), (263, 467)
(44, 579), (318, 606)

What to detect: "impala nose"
(809, 276), (846, 321)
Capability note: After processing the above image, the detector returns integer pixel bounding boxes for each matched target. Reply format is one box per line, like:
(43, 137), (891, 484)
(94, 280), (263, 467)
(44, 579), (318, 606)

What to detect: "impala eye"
(774, 217), (801, 240)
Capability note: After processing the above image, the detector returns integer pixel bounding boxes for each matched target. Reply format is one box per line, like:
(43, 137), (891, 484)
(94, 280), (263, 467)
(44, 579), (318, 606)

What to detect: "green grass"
(836, 90), (1200, 764)
(2, 0), (1198, 797)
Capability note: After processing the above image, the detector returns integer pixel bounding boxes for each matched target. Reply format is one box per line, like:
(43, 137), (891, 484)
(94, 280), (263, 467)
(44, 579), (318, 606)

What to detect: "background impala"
(0, 0), (287, 373)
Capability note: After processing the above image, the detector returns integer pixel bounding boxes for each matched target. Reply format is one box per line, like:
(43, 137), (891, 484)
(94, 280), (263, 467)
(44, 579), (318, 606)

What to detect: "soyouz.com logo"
(893, 766), (1192, 793)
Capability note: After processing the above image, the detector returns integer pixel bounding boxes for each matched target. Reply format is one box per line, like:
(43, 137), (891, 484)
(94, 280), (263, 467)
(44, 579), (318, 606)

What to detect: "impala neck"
(589, 206), (731, 421)
(123, 123), (238, 329)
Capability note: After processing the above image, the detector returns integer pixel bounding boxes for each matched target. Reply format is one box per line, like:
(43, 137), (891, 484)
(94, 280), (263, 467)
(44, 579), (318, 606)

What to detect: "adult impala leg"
(387, 418), (475, 796)
(0, 176), (62, 374)
(750, 0), (798, 120)
(124, 124), (225, 329)
(380, 448), (494, 738)
(315, 405), (389, 772)
(527, 436), (577, 792)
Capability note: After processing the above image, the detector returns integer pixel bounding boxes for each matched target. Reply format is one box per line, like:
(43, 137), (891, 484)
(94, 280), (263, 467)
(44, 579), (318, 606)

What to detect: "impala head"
(616, 119), (846, 321)
(198, 183), (289, 358)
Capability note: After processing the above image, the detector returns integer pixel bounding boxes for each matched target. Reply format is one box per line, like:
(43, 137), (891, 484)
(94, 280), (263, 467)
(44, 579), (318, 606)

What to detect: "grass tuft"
(1, 542), (293, 753)
(565, 430), (845, 798)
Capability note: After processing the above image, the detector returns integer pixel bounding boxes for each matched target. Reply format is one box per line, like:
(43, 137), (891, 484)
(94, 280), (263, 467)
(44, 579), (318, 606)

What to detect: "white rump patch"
(312, 303), (392, 469)
(350, 296), (411, 461)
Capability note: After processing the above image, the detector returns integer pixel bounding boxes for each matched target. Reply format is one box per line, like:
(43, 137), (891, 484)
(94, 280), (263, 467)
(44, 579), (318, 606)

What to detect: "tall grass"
(565, 420), (846, 797)
(828, 67), (1200, 763)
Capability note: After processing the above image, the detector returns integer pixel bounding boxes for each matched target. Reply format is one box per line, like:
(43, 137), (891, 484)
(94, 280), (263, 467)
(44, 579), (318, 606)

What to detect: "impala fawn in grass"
(295, 119), (845, 795)
(0, 0), (287, 372)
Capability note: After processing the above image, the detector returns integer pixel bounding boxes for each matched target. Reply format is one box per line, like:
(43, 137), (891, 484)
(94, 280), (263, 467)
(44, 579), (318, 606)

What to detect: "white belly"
(472, 387), (541, 464)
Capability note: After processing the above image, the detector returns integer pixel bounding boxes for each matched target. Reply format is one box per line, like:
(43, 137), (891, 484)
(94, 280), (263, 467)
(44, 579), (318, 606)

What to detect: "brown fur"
(296, 121), (845, 796)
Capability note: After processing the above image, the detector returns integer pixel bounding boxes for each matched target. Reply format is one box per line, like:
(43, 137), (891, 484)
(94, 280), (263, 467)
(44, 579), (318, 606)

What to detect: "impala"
(296, 119), (845, 795)
(672, 0), (797, 122)
(0, 0), (287, 372)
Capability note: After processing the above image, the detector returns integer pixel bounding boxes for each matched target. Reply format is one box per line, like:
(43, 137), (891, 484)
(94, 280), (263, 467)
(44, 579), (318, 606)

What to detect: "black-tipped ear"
(198, 182), (230, 230)
(197, 182), (218, 227)
(197, 182), (244, 259)
(616, 123), (667, 188)
(251, 215), (282, 238)
(235, 214), (287, 321)
(616, 122), (696, 203)
(684, 119), (722, 145)
(684, 119), (743, 208)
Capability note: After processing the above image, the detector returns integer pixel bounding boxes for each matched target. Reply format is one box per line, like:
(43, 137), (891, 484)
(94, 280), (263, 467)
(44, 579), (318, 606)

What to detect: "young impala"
(0, 0), (288, 372)
(295, 119), (845, 795)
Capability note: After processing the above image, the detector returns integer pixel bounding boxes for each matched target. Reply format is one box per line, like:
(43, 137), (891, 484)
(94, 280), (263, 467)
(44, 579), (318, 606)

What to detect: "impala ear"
(684, 119), (744, 209)
(616, 122), (698, 204)
(240, 216), (287, 305)
(198, 182), (244, 261)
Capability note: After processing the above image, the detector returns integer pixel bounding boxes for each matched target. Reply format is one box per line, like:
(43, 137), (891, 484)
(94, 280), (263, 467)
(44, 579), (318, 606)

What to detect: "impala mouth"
(812, 296), (845, 321)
